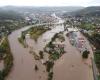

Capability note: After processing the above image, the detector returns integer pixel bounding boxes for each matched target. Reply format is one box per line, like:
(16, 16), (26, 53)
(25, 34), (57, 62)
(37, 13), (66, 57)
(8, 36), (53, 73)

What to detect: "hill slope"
(75, 6), (100, 17)
(63, 6), (100, 17)
(0, 9), (24, 20)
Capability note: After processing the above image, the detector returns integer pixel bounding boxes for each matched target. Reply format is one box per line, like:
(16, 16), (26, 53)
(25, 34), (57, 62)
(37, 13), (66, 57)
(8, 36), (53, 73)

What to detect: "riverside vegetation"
(44, 32), (65, 80)
(18, 25), (50, 47)
(0, 37), (13, 80)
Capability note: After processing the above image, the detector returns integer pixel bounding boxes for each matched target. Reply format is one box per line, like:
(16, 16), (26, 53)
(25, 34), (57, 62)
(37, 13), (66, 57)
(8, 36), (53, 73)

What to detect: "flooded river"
(6, 16), (93, 80)
(26, 25), (64, 53)
(6, 19), (64, 80)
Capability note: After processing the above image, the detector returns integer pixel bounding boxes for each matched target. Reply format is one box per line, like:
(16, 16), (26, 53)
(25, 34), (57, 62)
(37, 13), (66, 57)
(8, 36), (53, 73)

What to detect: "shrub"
(34, 65), (38, 71)
(48, 72), (53, 80)
(94, 50), (100, 70)
(49, 51), (59, 60)
(18, 37), (26, 48)
(39, 51), (44, 59)
(82, 50), (90, 59)
(45, 61), (54, 72)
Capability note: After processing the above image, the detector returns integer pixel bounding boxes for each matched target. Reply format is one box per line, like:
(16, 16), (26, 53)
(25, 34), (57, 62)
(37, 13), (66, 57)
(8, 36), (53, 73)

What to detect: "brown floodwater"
(6, 22), (64, 80)
(26, 25), (64, 53)
(6, 18), (93, 80)
(53, 32), (94, 80)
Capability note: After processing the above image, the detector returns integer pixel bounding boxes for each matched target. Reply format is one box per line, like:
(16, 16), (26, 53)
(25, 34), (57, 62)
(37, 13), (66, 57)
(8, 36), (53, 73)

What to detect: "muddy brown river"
(6, 19), (64, 80)
(6, 17), (93, 80)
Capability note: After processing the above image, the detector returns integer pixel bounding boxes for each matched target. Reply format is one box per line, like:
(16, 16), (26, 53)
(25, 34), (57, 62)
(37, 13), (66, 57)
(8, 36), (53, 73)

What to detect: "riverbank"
(0, 37), (13, 80)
